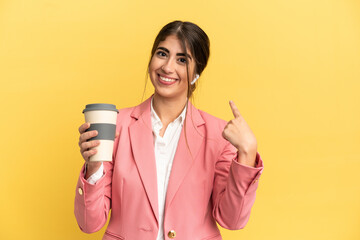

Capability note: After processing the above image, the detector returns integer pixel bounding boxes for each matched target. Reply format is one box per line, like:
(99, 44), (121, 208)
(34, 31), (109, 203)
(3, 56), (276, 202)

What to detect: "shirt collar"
(150, 96), (187, 129)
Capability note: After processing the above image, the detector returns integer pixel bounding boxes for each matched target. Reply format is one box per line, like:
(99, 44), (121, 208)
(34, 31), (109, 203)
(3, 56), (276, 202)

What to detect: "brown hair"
(143, 20), (211, 157)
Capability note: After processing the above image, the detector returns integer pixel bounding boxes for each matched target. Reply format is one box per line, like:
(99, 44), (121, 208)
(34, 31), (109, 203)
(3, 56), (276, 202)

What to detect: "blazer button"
(78, 187), (83, 195)
(167, 230), (176, 238)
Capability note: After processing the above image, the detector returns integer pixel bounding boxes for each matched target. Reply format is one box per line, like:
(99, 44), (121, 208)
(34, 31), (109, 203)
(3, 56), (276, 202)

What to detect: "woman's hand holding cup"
(79, 103), (119, 179)
(78, 122), (102, 178)
(78, 122), (120, 178)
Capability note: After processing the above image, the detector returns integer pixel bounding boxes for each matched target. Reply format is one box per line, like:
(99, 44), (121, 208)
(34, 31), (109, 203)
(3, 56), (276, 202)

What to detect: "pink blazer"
(74, 96), (264, 240)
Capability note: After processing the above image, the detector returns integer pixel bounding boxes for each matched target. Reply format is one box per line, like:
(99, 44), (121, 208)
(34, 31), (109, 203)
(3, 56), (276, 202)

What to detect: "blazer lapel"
(129, 96), (159, 223)
(165, 100), (205, 210)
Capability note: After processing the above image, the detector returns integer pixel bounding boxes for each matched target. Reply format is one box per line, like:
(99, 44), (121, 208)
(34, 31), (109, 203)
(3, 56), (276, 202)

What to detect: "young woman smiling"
(75, 20), (264, 240)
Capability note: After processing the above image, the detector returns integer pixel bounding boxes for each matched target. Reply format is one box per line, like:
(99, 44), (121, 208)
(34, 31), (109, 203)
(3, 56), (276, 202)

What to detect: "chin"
(154, 90), (177, 99)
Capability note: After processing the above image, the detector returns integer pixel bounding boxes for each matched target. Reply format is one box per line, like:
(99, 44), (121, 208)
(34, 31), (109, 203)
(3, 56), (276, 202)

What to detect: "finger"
(79, 122), (90, 134)
(229, 100), (241, 118)
(83, 149), (97, 161)
(79, 130), (98, 144)
(80, 140), (100, 152)
(115, 132), (119, 138)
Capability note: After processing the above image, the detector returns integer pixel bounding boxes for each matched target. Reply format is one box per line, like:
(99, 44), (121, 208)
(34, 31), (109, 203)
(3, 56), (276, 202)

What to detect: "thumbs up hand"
(222, 100), (257, 167)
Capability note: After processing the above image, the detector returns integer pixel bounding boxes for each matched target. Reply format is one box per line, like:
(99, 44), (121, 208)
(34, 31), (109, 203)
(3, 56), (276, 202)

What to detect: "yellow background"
(0, 0), (359, 239)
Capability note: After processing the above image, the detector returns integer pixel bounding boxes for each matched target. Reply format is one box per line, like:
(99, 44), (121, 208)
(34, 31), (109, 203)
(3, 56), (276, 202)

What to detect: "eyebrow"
(156, 47), (192, 61)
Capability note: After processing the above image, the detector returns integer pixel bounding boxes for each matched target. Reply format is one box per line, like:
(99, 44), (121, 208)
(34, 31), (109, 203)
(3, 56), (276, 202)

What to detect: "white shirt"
(86, 96), (187, 240)
(151, 97), (187, 240)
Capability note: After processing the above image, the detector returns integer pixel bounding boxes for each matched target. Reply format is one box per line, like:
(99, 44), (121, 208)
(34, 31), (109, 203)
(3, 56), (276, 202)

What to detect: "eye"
(178, 58), (187, 63)
(156, 51), (167, 57)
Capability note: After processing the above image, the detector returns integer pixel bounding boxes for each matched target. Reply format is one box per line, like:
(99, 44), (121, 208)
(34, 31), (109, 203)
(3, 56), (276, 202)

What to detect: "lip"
(157, 74), (178, 86)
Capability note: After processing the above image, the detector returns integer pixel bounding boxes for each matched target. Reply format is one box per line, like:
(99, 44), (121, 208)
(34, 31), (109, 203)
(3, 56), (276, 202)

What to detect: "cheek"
(148, 64), (158, 78)
(148, 57), (157, 71)
(180, 77), (189, 88)
(148, 64), (154, 73)
(179, 69), (189, 80)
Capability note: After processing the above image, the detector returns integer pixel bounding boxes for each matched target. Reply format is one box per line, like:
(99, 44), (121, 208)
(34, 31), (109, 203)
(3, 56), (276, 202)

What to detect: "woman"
(75, 20), (264, 240)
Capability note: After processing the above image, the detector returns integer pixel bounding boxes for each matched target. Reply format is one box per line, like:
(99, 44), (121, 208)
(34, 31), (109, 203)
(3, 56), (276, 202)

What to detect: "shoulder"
(195, 108), (228, 142)
(114, 103), (140, 126)
(195, 108), (237, 156)
(197, 108), (228, 129)
(117, 106), (135, 116)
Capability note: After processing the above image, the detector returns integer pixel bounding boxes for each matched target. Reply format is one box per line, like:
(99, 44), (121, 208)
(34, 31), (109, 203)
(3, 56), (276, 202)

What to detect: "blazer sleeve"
(74, 161), (113, 233)
(211, 139), (264, 230)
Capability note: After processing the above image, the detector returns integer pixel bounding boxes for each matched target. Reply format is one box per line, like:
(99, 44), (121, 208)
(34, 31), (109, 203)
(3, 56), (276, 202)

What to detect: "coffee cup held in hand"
(82, 103), (119, 161)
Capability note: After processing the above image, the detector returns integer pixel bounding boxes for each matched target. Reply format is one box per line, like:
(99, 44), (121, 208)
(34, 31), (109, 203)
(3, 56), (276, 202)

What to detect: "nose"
(161, 58), (175, 73)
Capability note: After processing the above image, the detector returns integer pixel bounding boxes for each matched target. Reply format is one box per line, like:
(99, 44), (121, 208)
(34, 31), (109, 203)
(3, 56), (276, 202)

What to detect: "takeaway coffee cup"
(82, 103), (119, 161)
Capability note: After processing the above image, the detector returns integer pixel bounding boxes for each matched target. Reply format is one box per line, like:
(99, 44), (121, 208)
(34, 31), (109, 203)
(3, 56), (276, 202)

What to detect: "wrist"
(85, 161), (102, 179)
(236, 149), (257, 167)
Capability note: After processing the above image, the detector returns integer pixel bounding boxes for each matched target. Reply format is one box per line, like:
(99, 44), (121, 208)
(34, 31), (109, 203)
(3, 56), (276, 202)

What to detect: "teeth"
(160, 76), (176, 82)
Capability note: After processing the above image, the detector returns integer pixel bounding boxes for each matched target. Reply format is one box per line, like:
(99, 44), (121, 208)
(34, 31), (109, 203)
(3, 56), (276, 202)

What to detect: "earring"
(191, 74), (200, 85)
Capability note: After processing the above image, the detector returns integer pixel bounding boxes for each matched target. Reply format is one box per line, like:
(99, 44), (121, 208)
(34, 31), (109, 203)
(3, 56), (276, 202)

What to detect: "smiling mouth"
(158, 74), (177, 82)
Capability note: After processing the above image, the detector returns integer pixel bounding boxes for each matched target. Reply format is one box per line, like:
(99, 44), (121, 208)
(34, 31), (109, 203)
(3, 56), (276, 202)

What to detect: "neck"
(152, 93), (188, 125)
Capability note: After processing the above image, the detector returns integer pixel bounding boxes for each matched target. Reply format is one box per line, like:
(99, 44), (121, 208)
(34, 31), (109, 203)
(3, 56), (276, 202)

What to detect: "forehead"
(157, 35), (192, 56)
